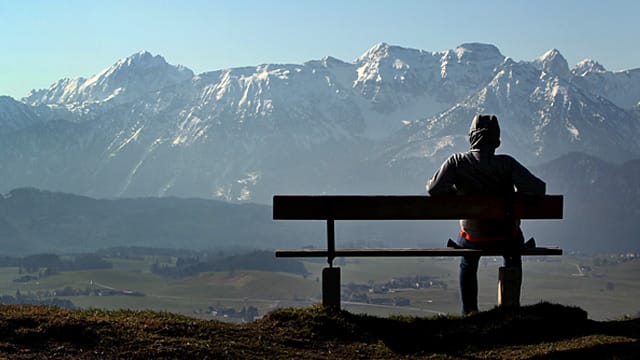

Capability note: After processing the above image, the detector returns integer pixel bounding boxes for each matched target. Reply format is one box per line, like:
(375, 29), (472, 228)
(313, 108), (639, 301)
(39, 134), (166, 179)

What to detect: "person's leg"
(502, 254), (522, 306)
(460, 254), (480, 314)
(504, 229), (525, 268)
(503, 254), (522, 268)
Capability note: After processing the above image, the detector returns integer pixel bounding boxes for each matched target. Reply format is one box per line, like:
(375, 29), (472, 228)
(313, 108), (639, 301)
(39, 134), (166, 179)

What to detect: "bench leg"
(498, 266), (522, 307)
(322, 267), (341, 310)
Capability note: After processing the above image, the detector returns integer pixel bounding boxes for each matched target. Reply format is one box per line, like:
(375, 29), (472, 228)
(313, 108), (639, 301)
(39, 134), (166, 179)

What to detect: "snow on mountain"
(0, 96), (43, 133)
(534, 49), (571, 79)
(187, 62), (366, 144)
(438, 43), (506, 97)
(2, 44), (640, 203)
(24, 51), (194, 111)
(354, 42), (504, 101)
(389, 48), (640, 169)
(352, 42), (503, 118)
(571, 59), (640, 109)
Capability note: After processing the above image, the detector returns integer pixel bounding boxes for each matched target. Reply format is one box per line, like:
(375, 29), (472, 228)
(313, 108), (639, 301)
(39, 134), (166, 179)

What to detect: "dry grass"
(0, 302), (637, 359)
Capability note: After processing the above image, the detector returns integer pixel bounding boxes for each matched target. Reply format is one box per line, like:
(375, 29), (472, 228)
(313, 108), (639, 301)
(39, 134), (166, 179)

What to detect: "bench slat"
(275, 247), (562, 257)
(273, 195), (563, 220)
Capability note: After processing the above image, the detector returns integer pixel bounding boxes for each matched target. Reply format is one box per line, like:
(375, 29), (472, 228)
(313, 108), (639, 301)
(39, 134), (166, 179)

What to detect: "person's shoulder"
(449, 152), (470, 161)
(494, 154), (515, 161)
(495, 154), (530, 169)
(494, 154), (519, 163)
(440, 152), (468, 166)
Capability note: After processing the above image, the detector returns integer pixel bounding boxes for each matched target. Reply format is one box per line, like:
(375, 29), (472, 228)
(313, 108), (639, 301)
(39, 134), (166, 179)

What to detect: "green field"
(1, 254), (638, 321)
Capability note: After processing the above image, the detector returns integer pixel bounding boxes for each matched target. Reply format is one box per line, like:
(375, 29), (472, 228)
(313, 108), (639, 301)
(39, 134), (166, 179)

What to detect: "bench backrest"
(273, 195), (563, 220)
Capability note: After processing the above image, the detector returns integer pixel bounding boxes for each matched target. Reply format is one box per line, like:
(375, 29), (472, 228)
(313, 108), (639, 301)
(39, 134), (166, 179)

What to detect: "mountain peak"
(356, 42), (392, 62)
(135, 50), (152, 57)
(573, 59), (607, 75)
(24, 51), (194, 107)
(355, 42), (421, 63)
(369, 42), (391, 53)
(455, 43), (503, 59)
(304, 56), (352, 70)
(129, 50), (154, 60)
(114, 50), (170, 71)
(536, 48), (570, 78)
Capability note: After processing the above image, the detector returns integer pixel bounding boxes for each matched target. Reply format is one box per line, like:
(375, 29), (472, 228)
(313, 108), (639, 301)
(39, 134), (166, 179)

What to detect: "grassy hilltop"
(0, 302), (638, 359)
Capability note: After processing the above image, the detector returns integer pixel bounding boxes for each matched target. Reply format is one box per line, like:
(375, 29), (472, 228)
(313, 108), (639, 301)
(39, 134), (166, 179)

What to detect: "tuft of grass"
(0, 302), (638, 359)
(260, 302), (601, 357)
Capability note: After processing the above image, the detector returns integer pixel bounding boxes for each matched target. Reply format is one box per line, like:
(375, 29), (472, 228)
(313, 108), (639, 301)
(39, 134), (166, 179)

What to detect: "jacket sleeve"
(510, 158), (546, 195)
(427, 156), (457, 195)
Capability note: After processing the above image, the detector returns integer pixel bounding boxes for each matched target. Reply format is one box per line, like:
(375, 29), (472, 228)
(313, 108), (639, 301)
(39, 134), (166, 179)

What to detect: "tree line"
(0, 253), (114, 275)
(151, 250), (308, 278)
(0, 248), (308, 279)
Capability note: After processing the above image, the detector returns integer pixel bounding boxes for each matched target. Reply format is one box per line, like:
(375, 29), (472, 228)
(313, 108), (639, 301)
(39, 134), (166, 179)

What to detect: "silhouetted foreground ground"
(0, 302), (638, 359)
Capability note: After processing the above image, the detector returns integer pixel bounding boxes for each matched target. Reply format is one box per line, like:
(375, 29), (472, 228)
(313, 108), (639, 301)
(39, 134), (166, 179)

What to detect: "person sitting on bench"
(426, 114), (546, 315)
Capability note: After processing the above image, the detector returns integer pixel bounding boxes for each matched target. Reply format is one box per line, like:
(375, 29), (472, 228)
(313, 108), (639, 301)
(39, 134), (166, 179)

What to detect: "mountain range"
(2, 43), (640, 203)
(1, 43), (640, 253)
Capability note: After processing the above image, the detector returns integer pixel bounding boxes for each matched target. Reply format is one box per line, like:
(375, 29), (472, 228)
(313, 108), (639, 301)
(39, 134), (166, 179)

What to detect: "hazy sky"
(1, 0), (638, 99)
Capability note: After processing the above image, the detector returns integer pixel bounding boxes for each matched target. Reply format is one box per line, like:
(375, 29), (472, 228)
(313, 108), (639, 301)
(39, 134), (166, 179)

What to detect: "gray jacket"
(427, 150), (546, 238)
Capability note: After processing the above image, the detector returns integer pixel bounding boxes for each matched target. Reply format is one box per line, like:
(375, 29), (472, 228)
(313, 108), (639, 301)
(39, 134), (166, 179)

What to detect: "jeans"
(458, 234), (523, 315)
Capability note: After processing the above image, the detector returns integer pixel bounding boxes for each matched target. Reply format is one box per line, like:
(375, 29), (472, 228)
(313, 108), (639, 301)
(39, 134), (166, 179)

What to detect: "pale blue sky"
(1, 0), (638, 99)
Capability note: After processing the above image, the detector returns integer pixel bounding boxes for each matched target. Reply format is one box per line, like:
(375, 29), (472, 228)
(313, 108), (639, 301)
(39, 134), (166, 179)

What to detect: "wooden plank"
(275, 247), (563, 257)
(273, 195), (562, 220)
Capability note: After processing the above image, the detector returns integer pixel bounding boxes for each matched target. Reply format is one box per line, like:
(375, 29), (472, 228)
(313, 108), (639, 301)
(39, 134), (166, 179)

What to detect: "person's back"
(427, 114), (545, 314)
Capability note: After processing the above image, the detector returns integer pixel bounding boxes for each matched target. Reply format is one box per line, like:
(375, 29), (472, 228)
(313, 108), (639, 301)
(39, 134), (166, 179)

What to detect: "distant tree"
(72, 254), (112, 270)
(22, 254), (62, 273)
(0, 256), (19, 267)
(151, 250), (308, 278)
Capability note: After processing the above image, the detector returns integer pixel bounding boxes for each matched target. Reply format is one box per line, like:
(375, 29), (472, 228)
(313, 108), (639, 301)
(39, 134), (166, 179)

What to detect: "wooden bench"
(274, 195), (563, 310)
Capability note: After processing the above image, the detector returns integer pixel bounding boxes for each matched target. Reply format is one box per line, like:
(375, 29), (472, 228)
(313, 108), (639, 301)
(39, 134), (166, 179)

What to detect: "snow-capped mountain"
(25, 51), (194, 110)
(572, 59), (640, 109)
(388, 49), (640, 173)
(2, 43), (640, 204)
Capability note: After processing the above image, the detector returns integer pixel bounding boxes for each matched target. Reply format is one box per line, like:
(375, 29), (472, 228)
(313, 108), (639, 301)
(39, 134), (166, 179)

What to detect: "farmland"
(0, 251), (638, 321)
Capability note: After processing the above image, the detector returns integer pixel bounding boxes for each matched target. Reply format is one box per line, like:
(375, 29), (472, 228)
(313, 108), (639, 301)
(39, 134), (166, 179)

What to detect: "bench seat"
(276, 247), (562, 258)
